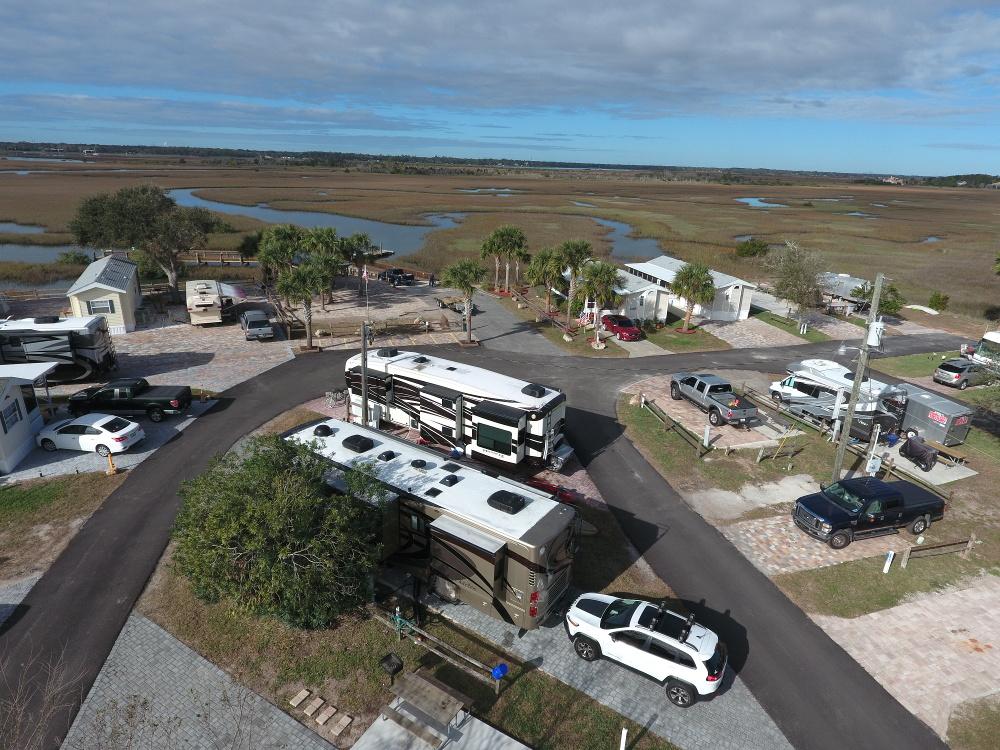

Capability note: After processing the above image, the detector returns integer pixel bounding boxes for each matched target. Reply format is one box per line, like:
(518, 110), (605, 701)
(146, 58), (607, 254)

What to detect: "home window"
(476, 423), (512, 455)
(86, 299), (116, 315)
(19, 385), (37, 413)
(1, 399), (22, 434)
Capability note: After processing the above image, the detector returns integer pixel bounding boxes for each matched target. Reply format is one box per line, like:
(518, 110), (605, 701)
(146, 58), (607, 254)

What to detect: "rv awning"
(430, 515), (506, 557)
(0, 362), (58, 384)
(472, 400), (524, 427)
(421, 382), (461, 401)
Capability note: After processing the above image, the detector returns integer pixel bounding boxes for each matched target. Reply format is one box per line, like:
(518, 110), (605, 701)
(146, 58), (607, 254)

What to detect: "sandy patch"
(683, 474), (819, 521)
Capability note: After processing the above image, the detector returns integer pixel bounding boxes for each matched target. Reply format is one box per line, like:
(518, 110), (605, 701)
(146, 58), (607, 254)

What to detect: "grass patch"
(0, 472), (125, 581)
(640, 320), (730, 352)
(775, 555), (991, 618)
(955, 385), (1000, 412)
(140, 553), (676, 750)
(495, 293), (628, 357)
(963, 427), (1000, 463)
(618, 396), (860, 493)
(948, 693), (1000, 750)
(251, 407), (325, 437)
(752, 310), (831, 343)
(870, 351), (955, 379)
(0, 260), (85, 285)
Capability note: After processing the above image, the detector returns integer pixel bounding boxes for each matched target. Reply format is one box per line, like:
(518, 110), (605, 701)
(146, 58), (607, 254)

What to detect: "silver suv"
(933, 358), (991, 390)
(240, 310), (274, 340)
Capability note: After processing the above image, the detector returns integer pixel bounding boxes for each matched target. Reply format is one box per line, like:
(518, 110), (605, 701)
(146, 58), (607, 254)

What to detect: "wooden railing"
(639, 393), (711, 458)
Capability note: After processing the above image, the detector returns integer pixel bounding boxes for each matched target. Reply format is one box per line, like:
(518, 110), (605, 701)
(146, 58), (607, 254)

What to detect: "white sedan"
(565, 594), (727, 707)
(37, 413), (145, 457)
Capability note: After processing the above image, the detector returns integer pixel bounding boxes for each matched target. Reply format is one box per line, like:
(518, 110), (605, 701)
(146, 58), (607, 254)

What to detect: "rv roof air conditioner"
(376, 348), (399, 358)
(521, 383), (546, 398)
(313, 424), (333, 437)
(342, 434), (375, 453)
(410, 459), (427, 469)
(487, 490), (526, 514)
(195, 283), (211, 291)
(33, 316), (60, 324)
(377, 450), (396, 461)
(412, 356), (429, 364)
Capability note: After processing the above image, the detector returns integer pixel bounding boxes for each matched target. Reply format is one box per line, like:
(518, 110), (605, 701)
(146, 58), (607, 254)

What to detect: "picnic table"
(390, 671), (464, 729)
(925, 439), (969, 466)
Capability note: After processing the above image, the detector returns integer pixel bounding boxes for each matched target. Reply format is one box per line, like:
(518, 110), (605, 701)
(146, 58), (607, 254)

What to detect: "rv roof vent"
(446, 366), (457, 371)
(377, 450), (396, 461)
(342, 434), (375, 453)
(441, 462), (461, 472)
(313, 424), (333, 437)
(376, 348), (399, 358)
(521, 383), (546, 398)
(410, 459), (427, 469)
(424, 487), (442, 498)
(33, 316), (60, 324)
(195, 283), (211, 291)
(412, 356), (429, 364)
(487, 490), (526, 515)
(440, 474), (460, 487)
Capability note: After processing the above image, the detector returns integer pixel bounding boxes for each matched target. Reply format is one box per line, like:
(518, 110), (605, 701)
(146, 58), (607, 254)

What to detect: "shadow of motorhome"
(110, 351), (216, 379)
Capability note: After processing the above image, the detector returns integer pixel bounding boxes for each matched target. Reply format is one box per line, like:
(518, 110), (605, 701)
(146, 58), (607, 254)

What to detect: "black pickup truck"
(68, 377), (192, 422)
(793, 477), (945, 549)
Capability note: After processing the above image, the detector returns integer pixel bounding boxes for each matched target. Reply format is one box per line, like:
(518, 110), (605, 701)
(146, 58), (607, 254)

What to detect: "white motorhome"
(185, 280), (236, 325)
(770, 359), (890, 413)
(345, 348), (574, 470)
(970, 331), (1000, 370)
(0, 316), (115, 383)
(288, 419), (580, 630)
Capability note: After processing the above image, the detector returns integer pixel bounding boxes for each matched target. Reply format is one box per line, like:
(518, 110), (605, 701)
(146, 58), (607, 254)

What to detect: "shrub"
(928, 291), (950, 312)
(173, 435), (386, 628)
(56, 250), (92, 265)
(735, 238), (770, 258)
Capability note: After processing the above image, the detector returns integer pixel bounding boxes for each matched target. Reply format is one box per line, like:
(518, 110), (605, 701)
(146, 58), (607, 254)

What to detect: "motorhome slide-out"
(345, 348), (574, 470)
(288, 419), (580, 630)
(0, 316), (116, 383)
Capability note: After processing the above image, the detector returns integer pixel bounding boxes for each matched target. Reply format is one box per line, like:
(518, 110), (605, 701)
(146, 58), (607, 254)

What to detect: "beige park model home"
(66, 256), (141, 334)
(288, 419), (581, 631)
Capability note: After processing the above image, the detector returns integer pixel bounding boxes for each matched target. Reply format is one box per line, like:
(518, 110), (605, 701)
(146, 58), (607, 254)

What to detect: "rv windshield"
(976, 337), (1000, 361)
(822, 483), (865, 514)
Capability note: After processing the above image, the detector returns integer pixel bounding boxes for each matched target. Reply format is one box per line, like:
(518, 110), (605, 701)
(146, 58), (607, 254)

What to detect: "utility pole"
(360, 321), (369, 426)
(831, 273), (884, 482)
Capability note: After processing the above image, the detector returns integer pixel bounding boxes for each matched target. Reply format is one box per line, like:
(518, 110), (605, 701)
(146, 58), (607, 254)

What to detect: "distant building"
(818, 272), (868, 315)
(881, 176), (905, 185)
(616, 256), (756, 323)
(66, 256), (141, 335)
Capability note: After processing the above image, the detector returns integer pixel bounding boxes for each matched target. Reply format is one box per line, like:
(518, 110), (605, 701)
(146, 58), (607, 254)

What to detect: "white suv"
(565, 594), (727, 707)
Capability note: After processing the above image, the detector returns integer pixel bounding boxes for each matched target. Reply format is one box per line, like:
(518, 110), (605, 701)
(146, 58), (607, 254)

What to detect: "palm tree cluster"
(258, 225), (378, 349)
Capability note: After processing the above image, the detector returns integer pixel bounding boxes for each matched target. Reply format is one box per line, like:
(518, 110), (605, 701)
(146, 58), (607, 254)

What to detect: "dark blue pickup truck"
(793, 477), (945, 549)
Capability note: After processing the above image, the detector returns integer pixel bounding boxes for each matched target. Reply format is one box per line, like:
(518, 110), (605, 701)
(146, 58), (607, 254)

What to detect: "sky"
(3, 1), (1000, 175)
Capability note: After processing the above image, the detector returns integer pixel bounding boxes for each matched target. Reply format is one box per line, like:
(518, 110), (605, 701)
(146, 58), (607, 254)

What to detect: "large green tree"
(768, 241), (823, 326)
(852, 280), (908, 316)
(672, 262), (716, 332)
(173, 435), (385, 629)
(441, 260), (487, 343)
(144, 207), (216, 292)
(340, 233), (377, 296)
(525, 248), (566, 315)
(257, 224), (305, 277)
(558, 239), (593, 330)
(576, 261), (622, 344)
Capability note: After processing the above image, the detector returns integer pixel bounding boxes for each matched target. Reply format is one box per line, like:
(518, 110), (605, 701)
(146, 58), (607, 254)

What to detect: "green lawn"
(752, 310), (831, 343)
(640, 320), (730, 353)
(948, 693), (1000, 750)
(870, 351), (955, 378)
(775, 555), (992, 619)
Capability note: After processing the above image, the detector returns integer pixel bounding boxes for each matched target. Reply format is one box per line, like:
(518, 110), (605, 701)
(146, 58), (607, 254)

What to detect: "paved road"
(0, 332), (959, 749)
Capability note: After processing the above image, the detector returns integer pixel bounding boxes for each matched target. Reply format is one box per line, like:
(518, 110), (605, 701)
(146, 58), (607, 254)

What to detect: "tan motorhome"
(288, 419), (581, 630)
(185, 280), (235, 325)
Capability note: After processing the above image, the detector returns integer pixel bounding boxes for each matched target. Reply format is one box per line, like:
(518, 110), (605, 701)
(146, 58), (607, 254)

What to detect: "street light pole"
(831, 272), (884, 482)
(360, 321), (369, 426)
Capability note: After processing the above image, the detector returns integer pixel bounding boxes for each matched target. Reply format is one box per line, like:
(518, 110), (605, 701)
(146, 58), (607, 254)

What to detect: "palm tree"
(576, 261), (622, 345)
(276, 260), (324, 349)
(525, 248), (565, 315)
(441, 260), (487, 344)
(340, 232), (376, 296)
(513, 248), (530, 290)
(558, 239), (593, 330)
(481, 225), (526, 293)
(303, 227), (343, 310)
(672, 262), (716, 332)
(257, 224), (304, 276)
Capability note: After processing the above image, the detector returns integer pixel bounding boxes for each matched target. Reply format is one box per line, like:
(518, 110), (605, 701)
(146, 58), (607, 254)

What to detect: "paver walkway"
(814, 575), (1000, 738)
(722, 514), (915, 576)
(701, 317), (803, 349)
(0, 574), (40, 627)
(64, 615), (333, 750)
(424, 594), (791, 750)
(616, 337), (669, 357)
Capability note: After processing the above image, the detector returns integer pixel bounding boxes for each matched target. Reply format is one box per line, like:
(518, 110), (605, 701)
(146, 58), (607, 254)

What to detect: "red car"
(601, 315), (643, 341)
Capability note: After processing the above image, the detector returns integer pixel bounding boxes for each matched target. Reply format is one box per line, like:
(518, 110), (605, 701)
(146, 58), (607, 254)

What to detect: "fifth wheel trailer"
(345, 348), (574, 470)
(288, 419), (581, 630)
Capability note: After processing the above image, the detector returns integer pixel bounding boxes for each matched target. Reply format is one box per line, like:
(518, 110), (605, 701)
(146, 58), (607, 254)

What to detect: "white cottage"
(0, 362), (57, 474)
(618, 256), (755, 323)
(67, 256), (141, 335)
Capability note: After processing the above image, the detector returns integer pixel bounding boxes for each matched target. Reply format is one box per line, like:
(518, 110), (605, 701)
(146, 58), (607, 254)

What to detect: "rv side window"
(477, 424), (512, 455)
(409, 514), (424, 531)
(441, 398), (454, 409)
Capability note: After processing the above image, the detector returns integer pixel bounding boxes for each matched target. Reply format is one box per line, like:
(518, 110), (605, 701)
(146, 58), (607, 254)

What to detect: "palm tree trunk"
(514, 260), (520, 288)
(465, 294), (473, 343)
(682, 302), (693, 332)
(545, 288), (552, 317)
(493, 257), (500, 292)
(565, 275), (576, 329)
(504, 261), (510, 293)
(304, 299), (314, 348)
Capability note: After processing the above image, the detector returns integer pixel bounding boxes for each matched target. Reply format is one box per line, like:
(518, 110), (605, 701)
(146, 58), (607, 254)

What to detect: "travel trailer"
(185, 280), (237, 325)
(0, 316), (115, 383)
(969, 331), (1000, 370)
(770, 359), (890, 413)
(345, 348), (574, 470)
(288, 419), (581, 630)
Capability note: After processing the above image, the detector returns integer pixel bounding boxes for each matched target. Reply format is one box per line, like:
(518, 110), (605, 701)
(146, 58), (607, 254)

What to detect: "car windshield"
(822, 482), (865, 514)
(600, 599), (640, 629)
(102, 417), (132, 433)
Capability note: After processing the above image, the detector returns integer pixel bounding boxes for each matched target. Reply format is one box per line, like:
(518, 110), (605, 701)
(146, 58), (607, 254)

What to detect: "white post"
(830, 388), (846, 443)
(620, 728), (628, 750)
(882, 550), (895, 574)
(703, 425), (711, 448)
